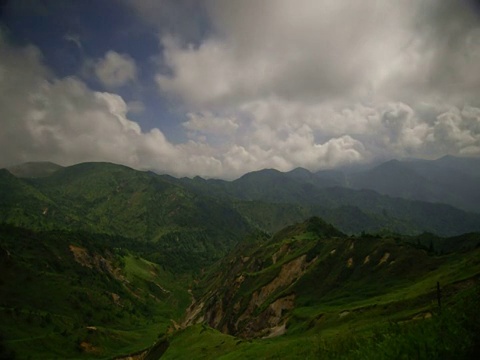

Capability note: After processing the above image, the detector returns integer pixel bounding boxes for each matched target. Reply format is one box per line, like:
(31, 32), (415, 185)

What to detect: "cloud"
(63, 33), (82, 50)
(0, 31), (374, 178)
(2, 1), (480, 180)
(150, 0), (480, 173)
(408, 1), (480, 102)
(155, 1), (415, 107)
(94, 51), (137, 88)
(155, 1), (480, 108)
(183, 111), (238, 140)
(0, 33), (211, 176)
(127, 100), (145, 114)
(2, 30), (478, 180)
(232, 97), (480, 166)
(432, 107), (480, 155)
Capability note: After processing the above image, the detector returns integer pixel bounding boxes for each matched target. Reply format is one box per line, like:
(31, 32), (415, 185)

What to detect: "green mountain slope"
(310, 187), (480, 236)
(233, 199), (479, 237)
(0, 225), (191, 359)
(2, 160), (480, 358)
(231, 188), (480, 237)
(0, 169), (80, 230)
(187, 217), (480, 338)
(5, 160), (480, 240)
(2, 162), (254, 272)
(155, 217), (480, 359)
(178, 165), (480, 236)
(180, 156), (480, 216)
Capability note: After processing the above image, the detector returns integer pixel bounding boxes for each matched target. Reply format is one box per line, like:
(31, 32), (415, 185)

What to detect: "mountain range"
(177, 155), (480, 212)
(1, 157), (480, 359)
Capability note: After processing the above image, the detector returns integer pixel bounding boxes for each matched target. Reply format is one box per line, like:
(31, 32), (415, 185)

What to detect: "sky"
(1, 0), (480, 179)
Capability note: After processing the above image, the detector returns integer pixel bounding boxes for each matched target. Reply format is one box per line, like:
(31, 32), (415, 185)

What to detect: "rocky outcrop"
(69, 245), (125, 281)
(189, 253), (315, 338)
(256, 255), (307, 306)
(379, 252), (390, 265)
(244, 294), (296, 338)
(182, 298), (205, 327)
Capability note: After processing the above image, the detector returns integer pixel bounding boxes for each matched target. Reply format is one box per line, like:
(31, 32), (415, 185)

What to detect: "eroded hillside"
(182, 218), (480, 342)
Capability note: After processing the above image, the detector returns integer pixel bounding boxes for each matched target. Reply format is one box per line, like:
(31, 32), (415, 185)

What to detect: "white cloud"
(127, 100), (145, 114)
(94, 51), (137, 88)
(433, 108), (479, 153)
(0, 34), (205, 176)
(234, 97), (480, 167)
(0, 33), (374, 178)
(150, 0), (480, 175)
(155, 1), (480, 109)
(2, 29), (480, 180)
(156, 1), (416, 107)
(3, 0), (480, 180)
(183, 111), (238, 138)
(63, 33), (82, 50)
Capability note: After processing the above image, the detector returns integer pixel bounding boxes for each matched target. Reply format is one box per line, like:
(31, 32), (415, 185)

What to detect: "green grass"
(0, 225), (191, 359)
(158, 284), (480, 359)
(168, 218), (480, 359)
(2, 160), (480, 360)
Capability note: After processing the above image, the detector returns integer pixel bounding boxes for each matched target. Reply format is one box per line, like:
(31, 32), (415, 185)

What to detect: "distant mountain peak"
(236, 168), (284, 181)
(286, 167), (314, 179)
(288, 167), (312, 174)
(366, 158), (416, 175)
(250, 168), (282, 175)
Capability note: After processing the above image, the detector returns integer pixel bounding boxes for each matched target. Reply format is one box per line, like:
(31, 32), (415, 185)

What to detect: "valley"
(0, 159), (479, 359)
